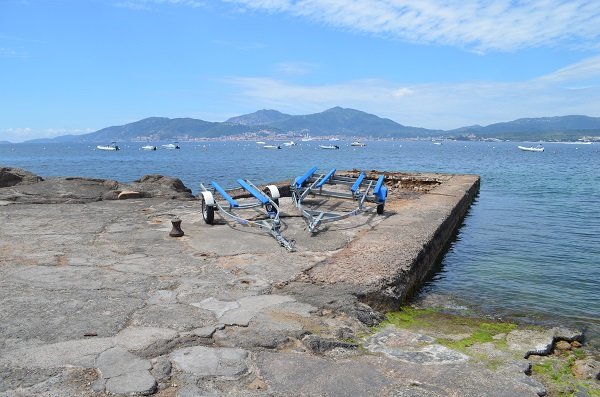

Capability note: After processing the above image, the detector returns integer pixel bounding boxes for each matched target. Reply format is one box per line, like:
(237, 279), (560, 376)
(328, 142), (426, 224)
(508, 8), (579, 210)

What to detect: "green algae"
(376, 306), (517, 348)
(369, 306), (600, 397)
(531, 355), (600, 397)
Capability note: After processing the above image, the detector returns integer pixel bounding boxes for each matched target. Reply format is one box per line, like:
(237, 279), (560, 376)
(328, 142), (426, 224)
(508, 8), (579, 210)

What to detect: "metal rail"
(291, 167), (388, 233)
(199, 179), (295, 251)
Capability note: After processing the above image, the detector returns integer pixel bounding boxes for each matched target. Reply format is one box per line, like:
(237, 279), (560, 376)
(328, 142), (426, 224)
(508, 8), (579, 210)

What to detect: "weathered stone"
(0, 166), (43, 187)
(118, 190), (146, 199)
(506, 328), (584, 358)
(170, 346), (248, 378)
(572, 359), (600, 380)
(555, 340), (572, 351)
(217, 295), (295, 326)
(130, 174), (193, 199)
(114, 326), (179, 351)
(302, 335), (358, 353)
(105, 370), (157, 395)
(150, 356), (172, 383)
(364, 326), (468, 365)
(95, 347), (152, 378)
(193, 297), (240, 317)
(130, 303), (216, 332)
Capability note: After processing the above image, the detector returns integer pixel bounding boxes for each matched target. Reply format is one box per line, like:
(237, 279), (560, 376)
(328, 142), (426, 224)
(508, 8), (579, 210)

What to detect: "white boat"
(255, 141), (266, 145)
(283, 141), (296, 146)
(319, 145), (339, 150)
(301, 135), (313, 142)
(433, 142), (442, 145)
(329, 138), (340, 141)
(350, 141), (366, 147)
(162, 143), (180, 149)
(96, 143), (119, 151)
(518, 145), (544, 152)
(141, 145), (157, 151)
(263, 145), (281, 149)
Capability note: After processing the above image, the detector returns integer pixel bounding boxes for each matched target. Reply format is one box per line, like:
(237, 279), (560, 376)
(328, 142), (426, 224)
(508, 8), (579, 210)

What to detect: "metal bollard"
(169, 219), (184, 237)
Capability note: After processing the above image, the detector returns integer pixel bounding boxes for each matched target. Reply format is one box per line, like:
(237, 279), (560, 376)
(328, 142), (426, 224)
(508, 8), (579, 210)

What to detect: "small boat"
(255, 141), (266, 145)
(433, 142), (442, 145)
(141, 145), (157, 151)
(301, 134), (313, 142)
(329, 138), (340, 141)
(283, 141), (296, 146)
(518, 145), (544, 152)
(263, 145), (281, 149)
(96, 142), (119, 151)
(350, 141), (366, 147)
(162, 143), (180, 149)
(319, 145), (340, 150)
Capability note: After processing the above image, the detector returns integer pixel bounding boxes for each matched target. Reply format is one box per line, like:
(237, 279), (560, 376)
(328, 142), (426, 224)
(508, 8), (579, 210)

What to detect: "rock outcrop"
(0, 168), (194, 203)
(0, 167), (43, 187)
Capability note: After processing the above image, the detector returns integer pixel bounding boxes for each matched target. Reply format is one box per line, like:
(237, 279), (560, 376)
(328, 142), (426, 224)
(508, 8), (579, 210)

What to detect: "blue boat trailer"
(198, 179), (295, 251)
(291, 167), (388, 232)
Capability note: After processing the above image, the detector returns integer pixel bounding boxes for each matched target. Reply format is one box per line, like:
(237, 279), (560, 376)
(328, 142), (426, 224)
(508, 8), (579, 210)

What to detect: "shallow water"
(2, 140), (599, 345)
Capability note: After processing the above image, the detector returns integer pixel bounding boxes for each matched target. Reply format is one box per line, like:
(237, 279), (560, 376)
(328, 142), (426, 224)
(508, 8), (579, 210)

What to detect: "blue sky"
(2, 0), (600, 142)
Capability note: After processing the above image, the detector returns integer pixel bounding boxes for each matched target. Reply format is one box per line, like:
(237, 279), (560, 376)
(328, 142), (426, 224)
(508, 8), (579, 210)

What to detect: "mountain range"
(23, 107), (600, 143)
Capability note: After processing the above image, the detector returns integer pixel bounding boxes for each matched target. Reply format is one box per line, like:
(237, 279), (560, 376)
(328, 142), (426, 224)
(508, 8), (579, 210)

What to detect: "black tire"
(264, 188), (279, 213)
(202, 195), (214, 224)
(376, 203), (385, 215)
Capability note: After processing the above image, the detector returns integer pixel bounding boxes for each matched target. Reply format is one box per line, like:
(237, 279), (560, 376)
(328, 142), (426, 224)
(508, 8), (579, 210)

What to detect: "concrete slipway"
(0, 170), (572, 396)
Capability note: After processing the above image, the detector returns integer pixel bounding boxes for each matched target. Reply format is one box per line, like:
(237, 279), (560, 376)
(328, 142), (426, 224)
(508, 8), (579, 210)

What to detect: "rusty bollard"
(169, 219), (184, 237)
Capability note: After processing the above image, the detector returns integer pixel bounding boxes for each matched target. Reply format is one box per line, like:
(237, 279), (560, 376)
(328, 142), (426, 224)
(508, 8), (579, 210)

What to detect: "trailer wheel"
(376, 203), (385, 215)
(201, 194), (215, 224)
(264, 185), (280, 212)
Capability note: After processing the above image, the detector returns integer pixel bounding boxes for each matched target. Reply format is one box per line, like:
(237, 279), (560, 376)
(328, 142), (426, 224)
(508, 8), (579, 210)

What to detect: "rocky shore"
(0, 166), (598, 397)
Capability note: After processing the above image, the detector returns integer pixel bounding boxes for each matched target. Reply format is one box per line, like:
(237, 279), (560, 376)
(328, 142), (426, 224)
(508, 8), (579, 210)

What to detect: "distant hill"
(19, 109), (600, 143)
(448, 115), (600, 141)
(226, 109), (292, 126)
(29, 107), (441, 143)
(225, 107), (438, 137)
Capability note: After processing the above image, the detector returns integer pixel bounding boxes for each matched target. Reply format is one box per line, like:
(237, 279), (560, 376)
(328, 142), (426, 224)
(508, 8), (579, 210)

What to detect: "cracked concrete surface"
(0, 173), (563, 396)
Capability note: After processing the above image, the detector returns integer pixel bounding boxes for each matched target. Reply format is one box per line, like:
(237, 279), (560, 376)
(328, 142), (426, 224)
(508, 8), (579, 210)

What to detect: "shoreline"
(1, 167), (598, 396)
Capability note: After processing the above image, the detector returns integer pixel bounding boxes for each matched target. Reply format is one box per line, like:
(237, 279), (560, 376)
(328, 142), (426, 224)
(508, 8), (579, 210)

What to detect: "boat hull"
(518, 145), (544, 152)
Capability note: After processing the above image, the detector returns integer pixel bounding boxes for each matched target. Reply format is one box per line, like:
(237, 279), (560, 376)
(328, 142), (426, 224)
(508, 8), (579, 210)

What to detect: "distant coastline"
(9, 107), (600, 144)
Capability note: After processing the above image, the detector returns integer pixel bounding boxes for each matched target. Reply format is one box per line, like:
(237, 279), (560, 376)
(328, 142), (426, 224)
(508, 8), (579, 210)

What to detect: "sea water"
(1, 140), (599, 346)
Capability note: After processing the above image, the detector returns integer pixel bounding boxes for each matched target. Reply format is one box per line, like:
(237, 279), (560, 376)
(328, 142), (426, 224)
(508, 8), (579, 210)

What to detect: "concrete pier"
(1, 170), (576, 396)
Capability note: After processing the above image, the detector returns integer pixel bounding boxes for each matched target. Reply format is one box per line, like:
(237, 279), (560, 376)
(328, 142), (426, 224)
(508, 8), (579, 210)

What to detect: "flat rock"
(218, 295), (296, 326)
(95, 346), (152, 378)
(364, 326), (468, 365)
(114, 326), (179, 351)
(506, 327), (584, 358)
(104, 370), (157, 395)
(170, 346), (248, 378)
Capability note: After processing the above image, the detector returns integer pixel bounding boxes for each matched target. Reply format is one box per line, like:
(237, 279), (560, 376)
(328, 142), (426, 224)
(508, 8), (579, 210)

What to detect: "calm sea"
(2, 140), (599, 346)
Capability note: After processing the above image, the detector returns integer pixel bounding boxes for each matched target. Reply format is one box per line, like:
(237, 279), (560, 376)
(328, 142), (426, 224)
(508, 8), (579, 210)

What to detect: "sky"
(2, 0), (600, 142)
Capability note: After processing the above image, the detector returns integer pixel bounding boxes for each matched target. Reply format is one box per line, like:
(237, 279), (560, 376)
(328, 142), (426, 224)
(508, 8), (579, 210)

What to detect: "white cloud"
(226, 55), (600, 128)
(222, 0), (600, 52)
(116, 0), (207, 10)
(0, 128), (94, 143)
(274, 62), (317, 75)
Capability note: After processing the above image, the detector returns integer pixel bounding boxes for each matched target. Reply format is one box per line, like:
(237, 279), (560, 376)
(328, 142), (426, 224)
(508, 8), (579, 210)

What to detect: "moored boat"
(518, 145), (544, 152)
(96, 142), (119, 151)
(162, 143), (180, 149)
(263, 145), (281, 149)
(141, 145), (157, 151)
(283, 141), (296, 146)
(350, 141), (366, 147)
(319, 144), (340, 150)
